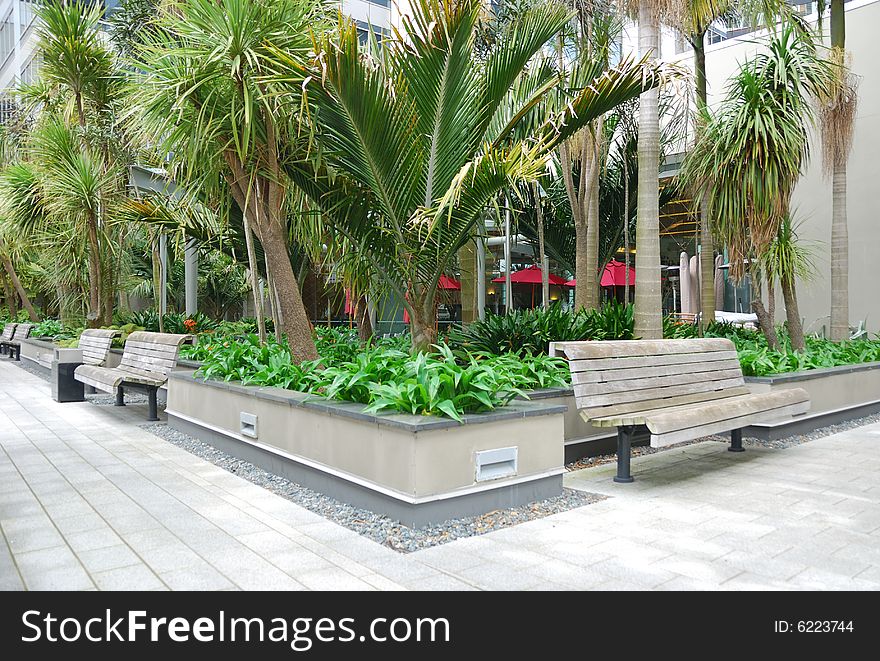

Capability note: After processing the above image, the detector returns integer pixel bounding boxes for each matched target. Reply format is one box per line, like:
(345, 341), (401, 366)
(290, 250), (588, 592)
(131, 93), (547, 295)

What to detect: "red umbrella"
(563, 279), (576, 287)
(439, 275), (461, 290)
(601, 260), (636, 287)
(492, 265), (567, 285)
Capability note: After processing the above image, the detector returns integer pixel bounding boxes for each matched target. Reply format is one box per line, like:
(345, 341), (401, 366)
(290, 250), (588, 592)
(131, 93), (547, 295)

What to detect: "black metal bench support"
(114, 383), (159, 421)
(729, 428), (745, 453)
(614, 425), (636, 484)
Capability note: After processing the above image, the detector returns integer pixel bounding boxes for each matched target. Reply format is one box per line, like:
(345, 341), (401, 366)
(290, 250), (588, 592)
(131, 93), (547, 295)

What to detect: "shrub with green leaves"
(446, 301), (634, 356)
(191, 336), (569, 421)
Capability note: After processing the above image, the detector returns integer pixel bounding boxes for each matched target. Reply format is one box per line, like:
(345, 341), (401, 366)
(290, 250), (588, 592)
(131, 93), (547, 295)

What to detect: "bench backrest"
(10, 323), (33, 341)
(79, 329), (121, 366)
(118, 331), (190, 382)
(1, 323), (16, 342)
(550, 338), (748, 420)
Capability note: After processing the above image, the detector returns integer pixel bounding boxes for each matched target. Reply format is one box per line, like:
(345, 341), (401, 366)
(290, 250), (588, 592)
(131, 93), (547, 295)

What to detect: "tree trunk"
(85, 210), (103, 327)
(634, 4), (663, 339)
(1, 270), (17, 318)
(829, 0), (849, 341)
(1, 252), (38, 321)
(573, 204), (590, 310)
(409, 298), (436, 353)
(533, 182), (549, 310)
(781, 275), (805, 352)
(753, 298), (781, 351)
(152, 234), (165, 333)
(257, 208), (317, 361)
(356, 295), (373, 343)
(831, 0), (845, 48)
(692, 36), (715, 328)
(830, 158), (849, 341)
(585, 123), (601, 310)
(242, 213), (266, 344)
(767, 275), (776, 325)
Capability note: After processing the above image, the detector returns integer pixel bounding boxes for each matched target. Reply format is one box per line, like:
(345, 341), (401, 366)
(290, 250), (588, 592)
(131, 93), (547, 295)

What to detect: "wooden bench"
(550, 339), (810, 483)
(1, 323), (33, 361)
(0, 323), (16, 355)
(74, 331), (190, 421)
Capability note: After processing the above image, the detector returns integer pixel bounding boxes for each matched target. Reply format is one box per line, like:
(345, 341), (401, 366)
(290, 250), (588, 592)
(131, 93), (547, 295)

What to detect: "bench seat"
(1, 323), (33, 361)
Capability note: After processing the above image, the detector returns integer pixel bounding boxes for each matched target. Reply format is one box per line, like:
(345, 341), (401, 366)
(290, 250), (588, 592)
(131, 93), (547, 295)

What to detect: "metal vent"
(240, 412), (258, 439)
(475, 447), (518, 482)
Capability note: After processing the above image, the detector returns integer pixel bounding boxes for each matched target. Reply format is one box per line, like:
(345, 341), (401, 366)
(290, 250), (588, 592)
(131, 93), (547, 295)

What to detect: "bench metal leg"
(146, 388), (159, 422)
(729, 428), (745, 453)
(614, 426), (635, 483)
(115, 386), (125, 407)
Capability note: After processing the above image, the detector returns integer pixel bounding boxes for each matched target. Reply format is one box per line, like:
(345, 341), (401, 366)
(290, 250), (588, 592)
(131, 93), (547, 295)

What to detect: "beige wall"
(665, 0), (880, 334)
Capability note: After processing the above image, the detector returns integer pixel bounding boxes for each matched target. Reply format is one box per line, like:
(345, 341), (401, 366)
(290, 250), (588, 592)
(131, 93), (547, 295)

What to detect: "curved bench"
(0, 323), (16, 355)
(1, 323), (33, 361)
(551, 338), (810, 483)
(74, 331), (190, 421)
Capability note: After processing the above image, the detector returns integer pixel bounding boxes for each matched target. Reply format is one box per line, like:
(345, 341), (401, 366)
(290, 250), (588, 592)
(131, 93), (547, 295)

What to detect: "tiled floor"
(1, 360), (879, 590)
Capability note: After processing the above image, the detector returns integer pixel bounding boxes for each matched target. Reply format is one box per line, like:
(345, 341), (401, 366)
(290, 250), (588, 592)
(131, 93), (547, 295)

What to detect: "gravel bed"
(143, 422), (606, 553)
(566, 412), (880, 471)
(7, 358), (50, 381)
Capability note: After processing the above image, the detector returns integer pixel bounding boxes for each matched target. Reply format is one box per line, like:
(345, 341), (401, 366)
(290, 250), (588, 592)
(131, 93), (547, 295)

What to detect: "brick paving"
(1, 360), (878, 590)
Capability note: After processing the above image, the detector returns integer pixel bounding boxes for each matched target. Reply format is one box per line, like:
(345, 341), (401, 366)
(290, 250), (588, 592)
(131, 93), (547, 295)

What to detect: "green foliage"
(32, 319), (65, 339)
(447, 302), (634, 355)
(120, 310), (218, 334)
(191, 336), (569, 421)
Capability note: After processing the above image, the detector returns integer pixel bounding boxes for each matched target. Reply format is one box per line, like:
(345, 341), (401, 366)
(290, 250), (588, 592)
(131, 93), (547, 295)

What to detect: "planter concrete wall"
(19, 338), (58, 371)
(744, 362), (880, 439)
(166, 372), (565, 526)
(524, 388), (619, 461)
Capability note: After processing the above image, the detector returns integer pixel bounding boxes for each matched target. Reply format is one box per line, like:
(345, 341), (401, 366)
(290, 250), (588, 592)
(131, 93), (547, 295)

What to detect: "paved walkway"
(1, 360), (879, 591)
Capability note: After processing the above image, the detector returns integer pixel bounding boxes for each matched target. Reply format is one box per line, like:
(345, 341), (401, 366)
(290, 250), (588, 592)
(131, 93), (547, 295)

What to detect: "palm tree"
(127, 0), (327, 361)
(683, 25), (833, 351)
(817, 0), (858, 341)
(632, 0), (675, 339)
(34, 0), (120, 325)
(275, 0), (669, 351)
(677, 0), (789, 327)
(759, 215), (815, 351)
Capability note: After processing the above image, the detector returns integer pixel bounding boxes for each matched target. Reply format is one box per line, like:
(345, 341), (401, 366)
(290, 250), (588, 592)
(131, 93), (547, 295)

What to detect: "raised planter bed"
(743, 361), (880, 439)
(18, 337), (59, 373)
(166, 372), (566, 526)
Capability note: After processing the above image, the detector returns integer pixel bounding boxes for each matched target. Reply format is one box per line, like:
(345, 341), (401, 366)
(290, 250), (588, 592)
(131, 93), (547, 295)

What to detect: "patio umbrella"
(679, 252), (690, 314)
(438, 275), (461, 290)
(492, 266), (566, 308)
(599, 260), (636, 287)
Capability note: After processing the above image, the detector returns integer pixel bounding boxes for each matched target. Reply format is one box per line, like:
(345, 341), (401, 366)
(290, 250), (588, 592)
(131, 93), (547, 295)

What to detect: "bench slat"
(572, 363), (744, 388)
(574, 376), (746, 408)
(646, 388), (809, 434)
(565, 349), (740, 373)
(554, 338), (735, 359)
(579, 387), (754, 424)
(120, 355), (177, 374)
(650, 400), (810, 447)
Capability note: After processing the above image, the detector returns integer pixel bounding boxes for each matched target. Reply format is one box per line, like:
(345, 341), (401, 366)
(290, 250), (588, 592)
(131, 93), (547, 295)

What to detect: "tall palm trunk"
(781, 274), (805, 352)
(585, 123), (601, 310)
(242, 213), (266, 344)
(85, 208), (103, 327)
(409, 290), (436, 352)
(1, 252), (38, 321)
(829, 0), (849, 341)
(533, 182), (549, 310)
(356, 295), (373, 342)
(1, 270), (17, 318)
(692, 35), (715, 328)
(634, 3), (663, 338)
(830, 166), (848, 339)
(257, 205), (317, 361)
